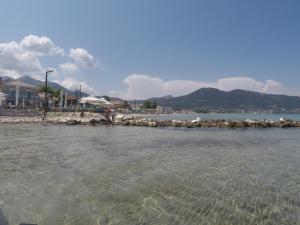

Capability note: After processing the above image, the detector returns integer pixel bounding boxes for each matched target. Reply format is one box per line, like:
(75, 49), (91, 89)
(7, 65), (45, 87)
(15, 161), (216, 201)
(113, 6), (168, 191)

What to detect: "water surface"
(0, 124), (299, 225)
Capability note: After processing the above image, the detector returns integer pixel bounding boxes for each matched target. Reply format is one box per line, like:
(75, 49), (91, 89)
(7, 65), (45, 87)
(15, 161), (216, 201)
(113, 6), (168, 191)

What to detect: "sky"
(0, 0), (300, 99)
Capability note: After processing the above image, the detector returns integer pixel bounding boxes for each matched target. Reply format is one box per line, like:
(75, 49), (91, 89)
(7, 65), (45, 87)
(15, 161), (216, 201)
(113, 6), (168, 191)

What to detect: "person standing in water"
(111, 108), (116, 123)
(105, 107), (112, 122)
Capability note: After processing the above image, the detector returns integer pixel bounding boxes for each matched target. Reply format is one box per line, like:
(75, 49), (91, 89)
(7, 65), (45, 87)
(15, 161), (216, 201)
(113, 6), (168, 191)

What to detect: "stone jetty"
(1, 112), (300, 128)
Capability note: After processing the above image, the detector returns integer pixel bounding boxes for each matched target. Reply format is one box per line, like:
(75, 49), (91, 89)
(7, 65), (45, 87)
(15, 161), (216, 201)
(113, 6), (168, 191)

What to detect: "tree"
(39, 85), (55, 95)
(143, 100), (152, 109)
(152, 101), (157, 109)
(143, 100), (157, 109)
(53, 89), (62, 100)
(123, 100), (131, 109)
(102, 95), (111, 101)
(39, 86), (61, 108)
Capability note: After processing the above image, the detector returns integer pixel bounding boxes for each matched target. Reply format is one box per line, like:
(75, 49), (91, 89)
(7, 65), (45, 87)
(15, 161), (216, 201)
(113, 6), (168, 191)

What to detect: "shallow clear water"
(144, 113), (300, 121)
(0, 124), (299, 225)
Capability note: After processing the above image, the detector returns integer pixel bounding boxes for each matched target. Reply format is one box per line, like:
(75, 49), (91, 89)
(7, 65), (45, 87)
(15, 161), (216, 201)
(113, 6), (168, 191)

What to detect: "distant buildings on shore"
(156, 106), (173, 114)
(0, 76), (178, 114)
(0, 76), (76, 109)
(0, 77), (41, 107)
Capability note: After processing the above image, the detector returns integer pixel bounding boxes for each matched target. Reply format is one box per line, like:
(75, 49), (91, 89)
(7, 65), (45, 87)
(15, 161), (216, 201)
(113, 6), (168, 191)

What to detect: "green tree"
(53, 89), (62, 100)
(143, 100), (157, 109)
(123, 100), (131, 109)
(143, 100), (152, 109)
(102, 95), (111, 101)
(152, 101), (157, 109)
(39, 85), (55, 95)
(39, 86), (61, 108)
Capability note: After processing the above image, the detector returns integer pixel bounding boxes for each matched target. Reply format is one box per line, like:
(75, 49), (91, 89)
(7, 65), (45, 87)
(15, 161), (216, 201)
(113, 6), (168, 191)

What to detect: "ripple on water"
(0, 125), (299, 225)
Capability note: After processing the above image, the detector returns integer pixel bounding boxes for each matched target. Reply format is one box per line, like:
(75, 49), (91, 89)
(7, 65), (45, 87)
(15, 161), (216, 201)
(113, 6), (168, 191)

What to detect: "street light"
(43, 69), (54, 121)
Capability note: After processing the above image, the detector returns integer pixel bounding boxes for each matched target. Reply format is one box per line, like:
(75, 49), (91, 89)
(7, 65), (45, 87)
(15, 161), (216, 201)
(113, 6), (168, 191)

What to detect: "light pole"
(80, 84), (82, 98)
(43, 69), (54, 121)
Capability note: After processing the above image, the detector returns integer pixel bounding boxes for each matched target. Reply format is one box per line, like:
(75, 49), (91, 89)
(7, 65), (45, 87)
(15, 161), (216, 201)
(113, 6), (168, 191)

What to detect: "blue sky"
(0, 0), (300, 99)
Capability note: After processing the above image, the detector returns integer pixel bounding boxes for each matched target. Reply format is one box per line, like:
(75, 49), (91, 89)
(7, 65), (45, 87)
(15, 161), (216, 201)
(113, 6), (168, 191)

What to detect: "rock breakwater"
(1, 112), (300, 128)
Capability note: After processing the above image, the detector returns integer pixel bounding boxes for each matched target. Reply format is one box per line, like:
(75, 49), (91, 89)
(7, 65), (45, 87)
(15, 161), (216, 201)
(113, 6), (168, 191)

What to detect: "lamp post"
(43, 69), (54, 121)
(80, 84), (82, 98)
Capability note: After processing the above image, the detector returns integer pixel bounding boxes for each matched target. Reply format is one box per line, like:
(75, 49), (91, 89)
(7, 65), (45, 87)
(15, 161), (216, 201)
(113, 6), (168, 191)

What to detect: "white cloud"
(0, 35), (64, 78)
(59, 63), (78, 74)
(69, 48), (98, 68)
(0, 35), (99, 85)
(111, 74), (300, 100)
(20, 35), (64, 56)
(53, 77), (98, 95)
(0, 41), (44, 78)
(216, 77), (264, 92)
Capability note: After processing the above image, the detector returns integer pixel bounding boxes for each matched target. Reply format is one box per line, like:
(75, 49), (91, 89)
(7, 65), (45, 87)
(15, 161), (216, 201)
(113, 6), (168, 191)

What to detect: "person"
(80, 111), (84, 118)
(105, 107), (111, 122)
(111, 108), (116, 123)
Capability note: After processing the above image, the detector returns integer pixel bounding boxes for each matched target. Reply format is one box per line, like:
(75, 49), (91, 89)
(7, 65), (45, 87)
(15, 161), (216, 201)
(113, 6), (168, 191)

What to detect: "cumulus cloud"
(0, 41), (44, 78)
(111, 74), (300, 100)
(0, 35), (64, 78)
(59, 63), (78, 74)
(20, 35), (64, 56)
(0, 35), (99, 85)
(69, 48), (98, 68)
(53, 77), (98, 95)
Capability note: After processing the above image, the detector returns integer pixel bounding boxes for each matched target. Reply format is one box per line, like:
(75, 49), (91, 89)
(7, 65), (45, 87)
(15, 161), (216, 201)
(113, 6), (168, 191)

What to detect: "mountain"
(17, 75), (88, 96)
(0, 76), (14, 82)
(148, 88), (300, 113)
(18, 75), (68, 92)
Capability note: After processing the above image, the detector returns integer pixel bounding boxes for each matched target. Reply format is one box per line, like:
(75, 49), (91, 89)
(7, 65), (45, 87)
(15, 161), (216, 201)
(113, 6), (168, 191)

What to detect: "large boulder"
(148, 121), (157, 127)
(115, 114), (125, 122)
(66, 119), (78, 125)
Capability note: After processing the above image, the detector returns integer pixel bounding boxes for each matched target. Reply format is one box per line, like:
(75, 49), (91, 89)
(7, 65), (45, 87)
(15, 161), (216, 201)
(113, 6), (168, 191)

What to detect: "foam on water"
(0, 124), (299, 225)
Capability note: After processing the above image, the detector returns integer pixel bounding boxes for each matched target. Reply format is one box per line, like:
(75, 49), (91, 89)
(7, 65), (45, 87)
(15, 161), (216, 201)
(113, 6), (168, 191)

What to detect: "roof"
(3, 80), (37, 88)
(67, 95), (77, 100)
(110, 99), (124, 105)
(38, 92), (52, 98)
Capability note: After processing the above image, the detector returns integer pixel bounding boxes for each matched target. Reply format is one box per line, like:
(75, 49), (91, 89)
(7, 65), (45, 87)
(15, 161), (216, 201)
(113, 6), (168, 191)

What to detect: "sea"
(0, 114), (300, 225)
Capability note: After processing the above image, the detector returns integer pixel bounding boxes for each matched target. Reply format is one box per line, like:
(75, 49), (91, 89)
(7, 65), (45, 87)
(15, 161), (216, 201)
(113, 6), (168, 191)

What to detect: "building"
(156, 106), (173, 114)
(67, 95), (77, 107)
(0, 77), (40, 107)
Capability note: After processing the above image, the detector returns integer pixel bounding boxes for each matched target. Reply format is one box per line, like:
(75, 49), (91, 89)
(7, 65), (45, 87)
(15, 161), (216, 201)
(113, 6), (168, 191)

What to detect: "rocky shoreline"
(1, 112), (300, 128)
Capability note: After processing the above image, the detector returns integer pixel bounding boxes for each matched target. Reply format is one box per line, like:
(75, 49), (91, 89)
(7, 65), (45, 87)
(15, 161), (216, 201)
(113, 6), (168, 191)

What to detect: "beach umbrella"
(79, 96), (112, 105)
(79, 96), (112, 109)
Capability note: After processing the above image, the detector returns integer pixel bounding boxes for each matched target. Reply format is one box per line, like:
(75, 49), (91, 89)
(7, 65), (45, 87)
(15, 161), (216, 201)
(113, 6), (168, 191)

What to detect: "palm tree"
(39, 85), (57, 108)
(39, 85), (55, 95)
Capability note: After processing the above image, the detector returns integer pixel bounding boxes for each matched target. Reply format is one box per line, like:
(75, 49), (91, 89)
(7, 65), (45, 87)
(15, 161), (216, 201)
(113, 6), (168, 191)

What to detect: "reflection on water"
(0, 124), (299, 225)
(0, 209), (8, 225)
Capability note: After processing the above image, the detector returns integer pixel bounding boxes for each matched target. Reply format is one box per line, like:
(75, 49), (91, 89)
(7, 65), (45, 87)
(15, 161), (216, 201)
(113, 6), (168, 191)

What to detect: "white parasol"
(79, 96), (111, 108)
